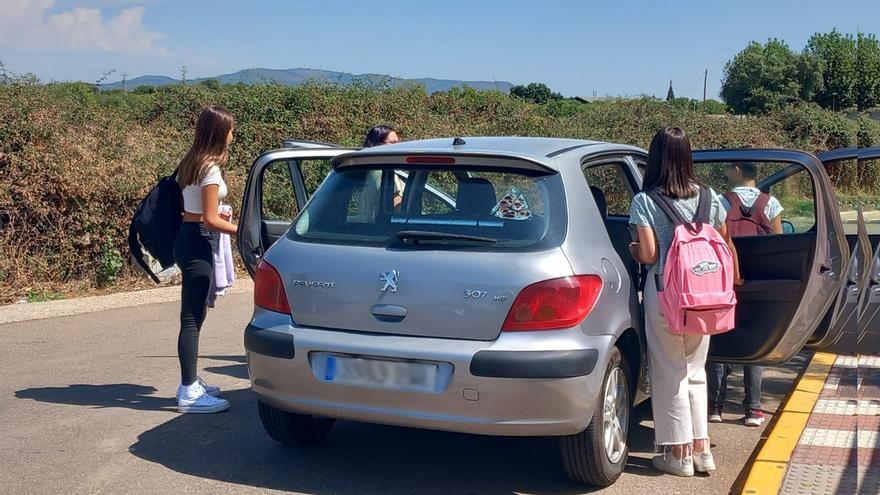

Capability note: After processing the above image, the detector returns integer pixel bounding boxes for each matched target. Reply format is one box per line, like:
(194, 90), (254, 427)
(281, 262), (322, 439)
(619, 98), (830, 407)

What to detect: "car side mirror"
(782, 220), (795, 234)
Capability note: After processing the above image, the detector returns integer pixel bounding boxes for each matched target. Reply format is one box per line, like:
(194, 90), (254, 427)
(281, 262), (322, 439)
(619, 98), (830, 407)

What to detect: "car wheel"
(560, 346), (632, 487)
(257, 400), (335, 446)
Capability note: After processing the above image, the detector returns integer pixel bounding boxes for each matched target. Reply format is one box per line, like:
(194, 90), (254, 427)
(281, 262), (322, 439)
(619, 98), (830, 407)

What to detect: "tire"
(257, 400), (335, 446)
(560, 346), (632, 487)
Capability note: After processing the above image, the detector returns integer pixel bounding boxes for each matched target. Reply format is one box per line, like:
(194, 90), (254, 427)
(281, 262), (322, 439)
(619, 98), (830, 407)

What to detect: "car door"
(807, 148), (880, 354)
(859, 233), (880, 354)
(238, 147), (353, 277)
(690, 149), (847, 365)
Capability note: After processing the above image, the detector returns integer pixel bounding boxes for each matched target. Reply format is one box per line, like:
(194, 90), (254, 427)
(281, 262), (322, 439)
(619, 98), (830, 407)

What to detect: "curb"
(0, 279), (254, 325)
(740, 351), (836, 495)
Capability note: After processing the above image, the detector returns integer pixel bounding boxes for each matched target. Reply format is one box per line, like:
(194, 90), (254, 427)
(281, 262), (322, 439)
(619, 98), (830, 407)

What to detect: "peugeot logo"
(380, 270), (400, 293)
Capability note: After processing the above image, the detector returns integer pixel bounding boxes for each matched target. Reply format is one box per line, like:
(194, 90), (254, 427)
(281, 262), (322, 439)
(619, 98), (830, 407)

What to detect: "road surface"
(1, 292), (806, 494)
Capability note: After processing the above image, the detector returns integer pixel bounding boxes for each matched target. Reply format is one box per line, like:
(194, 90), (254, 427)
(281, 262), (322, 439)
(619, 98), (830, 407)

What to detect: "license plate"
(322, 355), (438, 393)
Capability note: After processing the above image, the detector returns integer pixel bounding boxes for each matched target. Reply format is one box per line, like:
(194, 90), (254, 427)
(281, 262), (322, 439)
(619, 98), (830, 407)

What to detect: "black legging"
(173, 222), (217, 386)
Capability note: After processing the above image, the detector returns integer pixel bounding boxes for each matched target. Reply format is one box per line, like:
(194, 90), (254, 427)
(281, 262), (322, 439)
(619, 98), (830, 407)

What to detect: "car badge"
(380, 270), (400, 293)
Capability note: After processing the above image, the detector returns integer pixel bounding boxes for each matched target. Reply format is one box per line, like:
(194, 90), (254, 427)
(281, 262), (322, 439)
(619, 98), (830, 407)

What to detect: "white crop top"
(182, 165), (227, 214)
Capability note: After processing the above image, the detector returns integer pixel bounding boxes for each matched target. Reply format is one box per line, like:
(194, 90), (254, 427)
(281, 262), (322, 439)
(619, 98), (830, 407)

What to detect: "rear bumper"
(244, 314), (613, 437)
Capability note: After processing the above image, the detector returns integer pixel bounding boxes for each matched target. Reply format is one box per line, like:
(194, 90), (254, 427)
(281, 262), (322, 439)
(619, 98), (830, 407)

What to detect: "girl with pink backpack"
(628, 128), (744, 477)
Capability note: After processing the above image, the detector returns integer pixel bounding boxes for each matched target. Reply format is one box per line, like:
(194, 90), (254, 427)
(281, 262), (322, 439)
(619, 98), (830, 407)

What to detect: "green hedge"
(1, 81), (878, 302)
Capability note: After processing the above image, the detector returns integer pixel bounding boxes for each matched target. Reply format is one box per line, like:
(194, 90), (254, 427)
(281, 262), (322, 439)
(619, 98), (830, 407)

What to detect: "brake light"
(254, 260), (291, 315)
(502, 275), (603, 331)
(405, 156), (456, 164)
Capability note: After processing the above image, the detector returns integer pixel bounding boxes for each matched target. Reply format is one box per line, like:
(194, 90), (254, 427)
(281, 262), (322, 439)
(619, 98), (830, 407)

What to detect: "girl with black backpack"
(173, 106), (238, 413)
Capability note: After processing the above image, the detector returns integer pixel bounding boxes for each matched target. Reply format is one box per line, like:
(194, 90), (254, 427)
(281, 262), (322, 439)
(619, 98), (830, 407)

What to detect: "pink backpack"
(647, 187), (737, 335)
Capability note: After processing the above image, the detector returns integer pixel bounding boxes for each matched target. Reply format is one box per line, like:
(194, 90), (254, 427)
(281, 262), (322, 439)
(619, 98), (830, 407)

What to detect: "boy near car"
(707, 161), (784, 427)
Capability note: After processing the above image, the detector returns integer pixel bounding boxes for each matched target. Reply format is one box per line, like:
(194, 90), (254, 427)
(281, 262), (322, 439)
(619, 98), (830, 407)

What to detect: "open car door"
(238, 145), (353, 277)
(859, 232), (880, 354)
(691, 149), (847, 365)
(806, 148), (880, 355)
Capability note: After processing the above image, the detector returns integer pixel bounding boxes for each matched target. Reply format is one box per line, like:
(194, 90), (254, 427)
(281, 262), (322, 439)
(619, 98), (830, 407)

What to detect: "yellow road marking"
(740, 351), (836, 495)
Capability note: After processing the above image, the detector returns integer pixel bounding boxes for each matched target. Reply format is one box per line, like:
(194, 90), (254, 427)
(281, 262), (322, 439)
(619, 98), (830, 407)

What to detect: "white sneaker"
(693, 451), (717, 472)
(198, 377), (221, 397)
(178, 392), (230, 414)
(652, 452), (694, 477)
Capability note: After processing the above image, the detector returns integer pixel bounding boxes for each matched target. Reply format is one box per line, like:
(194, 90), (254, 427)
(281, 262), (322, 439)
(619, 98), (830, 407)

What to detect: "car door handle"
(819, 264), (835, 277)
(371, 304), (407, 321)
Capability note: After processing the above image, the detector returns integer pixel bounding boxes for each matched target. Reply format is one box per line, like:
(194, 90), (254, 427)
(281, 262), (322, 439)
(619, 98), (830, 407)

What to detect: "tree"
(856, 32), (880, 110)
(720, 39), (816, 114)
(806, 29), (857, 110)
(198, 78), (221, 90)
(510, 82), (563, 104)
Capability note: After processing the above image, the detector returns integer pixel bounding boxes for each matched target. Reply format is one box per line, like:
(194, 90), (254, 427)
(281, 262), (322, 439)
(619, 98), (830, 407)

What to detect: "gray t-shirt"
(629, 187), (727, 273)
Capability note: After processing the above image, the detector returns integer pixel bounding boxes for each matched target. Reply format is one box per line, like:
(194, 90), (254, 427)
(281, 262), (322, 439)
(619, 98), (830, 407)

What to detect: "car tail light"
(502, 275), (603, 331)
(254, 260), (291, 315)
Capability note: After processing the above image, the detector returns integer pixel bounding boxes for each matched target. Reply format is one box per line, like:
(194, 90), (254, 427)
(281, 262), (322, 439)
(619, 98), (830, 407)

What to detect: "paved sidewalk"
(744, 353), (879, 494)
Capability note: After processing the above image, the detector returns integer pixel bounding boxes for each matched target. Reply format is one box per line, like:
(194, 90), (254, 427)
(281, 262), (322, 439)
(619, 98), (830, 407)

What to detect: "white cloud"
(0, 0), (166, 55)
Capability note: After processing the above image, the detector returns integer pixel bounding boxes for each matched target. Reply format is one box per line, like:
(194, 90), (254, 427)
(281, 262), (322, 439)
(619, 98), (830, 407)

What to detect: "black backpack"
(128, 169), (183, 283)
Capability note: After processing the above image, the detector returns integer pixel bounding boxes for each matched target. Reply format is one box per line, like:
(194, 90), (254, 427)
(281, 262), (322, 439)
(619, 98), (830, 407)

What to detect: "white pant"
(644, 271), (710, 446)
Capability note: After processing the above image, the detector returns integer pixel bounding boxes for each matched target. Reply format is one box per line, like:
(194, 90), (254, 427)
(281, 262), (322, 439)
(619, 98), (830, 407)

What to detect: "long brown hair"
(177, 106), (235, 187)
(642, 127), (699, 199)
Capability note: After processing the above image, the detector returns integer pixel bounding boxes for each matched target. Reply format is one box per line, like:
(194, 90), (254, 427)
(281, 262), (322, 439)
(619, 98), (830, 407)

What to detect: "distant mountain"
(100, 68), (513, 94)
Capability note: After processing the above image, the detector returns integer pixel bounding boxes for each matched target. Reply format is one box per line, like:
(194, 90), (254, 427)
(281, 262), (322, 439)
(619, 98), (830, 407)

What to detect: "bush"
(1, 81), (879, 303)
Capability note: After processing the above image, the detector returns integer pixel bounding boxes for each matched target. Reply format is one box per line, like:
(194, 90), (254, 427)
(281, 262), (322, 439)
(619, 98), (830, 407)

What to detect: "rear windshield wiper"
(395, 230), (497, 245)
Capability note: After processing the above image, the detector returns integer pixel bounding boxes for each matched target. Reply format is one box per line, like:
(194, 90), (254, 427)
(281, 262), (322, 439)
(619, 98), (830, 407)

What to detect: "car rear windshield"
(290, 165), (567, 251)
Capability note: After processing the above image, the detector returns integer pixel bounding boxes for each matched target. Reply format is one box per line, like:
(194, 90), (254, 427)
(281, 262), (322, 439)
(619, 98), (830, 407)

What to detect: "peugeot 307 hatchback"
(238, 137), (850, 487)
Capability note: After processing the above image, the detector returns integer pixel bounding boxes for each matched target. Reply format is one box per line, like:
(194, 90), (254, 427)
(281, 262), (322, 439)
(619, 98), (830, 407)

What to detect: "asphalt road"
(1, 293), (807, 495)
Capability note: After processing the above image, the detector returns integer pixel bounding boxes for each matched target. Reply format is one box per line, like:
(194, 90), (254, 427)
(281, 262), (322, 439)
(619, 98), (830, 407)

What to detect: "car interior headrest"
(456, 178), (497, 216)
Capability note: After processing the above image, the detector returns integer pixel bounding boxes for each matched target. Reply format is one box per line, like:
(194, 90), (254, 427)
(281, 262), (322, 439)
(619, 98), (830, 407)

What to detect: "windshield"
(290, 165), (566, 251)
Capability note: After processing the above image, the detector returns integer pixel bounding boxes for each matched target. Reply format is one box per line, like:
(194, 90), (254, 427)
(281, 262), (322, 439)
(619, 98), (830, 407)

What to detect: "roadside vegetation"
(1, 31), (879, 303)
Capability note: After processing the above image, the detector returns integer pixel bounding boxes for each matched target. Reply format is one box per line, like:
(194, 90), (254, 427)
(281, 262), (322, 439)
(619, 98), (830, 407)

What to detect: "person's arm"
(770, 215), (783, 234)
(718, 222), (744, 285)
(201, 185), (238, 235)
(629, 225), (658, 265)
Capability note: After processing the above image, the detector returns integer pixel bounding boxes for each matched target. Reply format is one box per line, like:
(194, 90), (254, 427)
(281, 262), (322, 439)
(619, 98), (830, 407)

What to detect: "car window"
(582, 162), (634, 216)
(693, 161), (816, 237)
(825, 157), (879, 235)
(300, 159), (332, 198)
(292, 165), (566, 251)
(261, 160), (298, 221)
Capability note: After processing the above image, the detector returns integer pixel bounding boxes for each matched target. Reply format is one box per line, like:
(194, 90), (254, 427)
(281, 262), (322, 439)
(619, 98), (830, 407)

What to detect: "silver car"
(238, 137), (854, 486)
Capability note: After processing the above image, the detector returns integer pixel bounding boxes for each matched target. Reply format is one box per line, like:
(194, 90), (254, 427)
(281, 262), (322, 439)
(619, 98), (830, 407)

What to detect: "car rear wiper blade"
(395, 230), (497, 245)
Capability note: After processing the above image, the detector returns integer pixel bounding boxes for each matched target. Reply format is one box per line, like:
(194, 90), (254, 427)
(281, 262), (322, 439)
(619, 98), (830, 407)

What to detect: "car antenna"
(453, 137), (466, 146)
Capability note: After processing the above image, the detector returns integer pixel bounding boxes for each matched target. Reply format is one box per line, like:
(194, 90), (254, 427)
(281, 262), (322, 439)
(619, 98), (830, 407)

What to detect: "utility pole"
(95, 68), (116, 90)
(121, 73), (129, 94)
(180, 65), (187, 85)
(703, 69), (708, 104)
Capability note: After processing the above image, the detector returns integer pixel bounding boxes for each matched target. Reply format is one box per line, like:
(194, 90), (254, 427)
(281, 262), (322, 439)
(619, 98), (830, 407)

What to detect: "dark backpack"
(128, 169), (182, 283)
(723, 191), (774, 237)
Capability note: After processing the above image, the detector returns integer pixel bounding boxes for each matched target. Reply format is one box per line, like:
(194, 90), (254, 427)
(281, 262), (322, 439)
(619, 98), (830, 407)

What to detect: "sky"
(0, 0), (876, 99)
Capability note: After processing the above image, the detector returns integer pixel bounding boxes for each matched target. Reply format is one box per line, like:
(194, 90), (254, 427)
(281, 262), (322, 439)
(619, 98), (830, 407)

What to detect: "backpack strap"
(646, 189), (688, 226)
(752, 192), (771, 219)
(695, 186), (712, 225)
(128, 221), (161, 284)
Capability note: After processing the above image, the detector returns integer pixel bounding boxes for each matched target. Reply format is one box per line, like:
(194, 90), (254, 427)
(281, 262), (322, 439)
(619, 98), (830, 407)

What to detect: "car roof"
(333, 136), (645, 171)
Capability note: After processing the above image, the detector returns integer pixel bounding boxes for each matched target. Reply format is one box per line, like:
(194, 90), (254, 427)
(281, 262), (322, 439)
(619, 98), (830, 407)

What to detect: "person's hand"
(219, 210), (232, 221)
(734, 277), (746, 286)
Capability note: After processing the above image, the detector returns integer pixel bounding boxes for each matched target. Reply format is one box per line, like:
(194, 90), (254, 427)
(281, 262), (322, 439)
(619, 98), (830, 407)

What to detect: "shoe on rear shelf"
(708, 406), (723, 423)
(744, 408), (765, 427)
